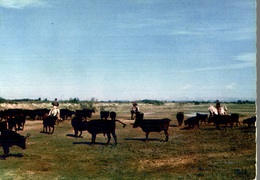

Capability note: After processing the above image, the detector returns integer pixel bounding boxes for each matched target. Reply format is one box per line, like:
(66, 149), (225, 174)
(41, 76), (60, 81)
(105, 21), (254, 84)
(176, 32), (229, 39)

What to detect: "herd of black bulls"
(176, 111), (256, 130)
(0, 108), (256, 156)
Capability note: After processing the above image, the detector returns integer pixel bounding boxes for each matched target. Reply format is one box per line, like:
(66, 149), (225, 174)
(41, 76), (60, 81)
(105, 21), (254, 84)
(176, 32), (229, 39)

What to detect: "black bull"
(0, 128), (30, 155)
(71, 117), (125, 144)
(43, 115), (58, 134)
(133, 112), (171, 142)
(209, 115), (233, 129)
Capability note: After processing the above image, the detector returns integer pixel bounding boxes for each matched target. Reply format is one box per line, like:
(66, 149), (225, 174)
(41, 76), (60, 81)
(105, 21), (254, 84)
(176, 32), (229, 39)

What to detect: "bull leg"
(215, 123), (220, 130)
(78, 130), (82, 137)
(3, 146), (10, 155)
(74, 129), (78, 137)
(112, 132), (117, 145)
(106, 133), (111, 144)
(91, 134), (96, 144)
(230, 122), (233, 129)
(164, 129), (169, 142)
(145, 132), (149, 142)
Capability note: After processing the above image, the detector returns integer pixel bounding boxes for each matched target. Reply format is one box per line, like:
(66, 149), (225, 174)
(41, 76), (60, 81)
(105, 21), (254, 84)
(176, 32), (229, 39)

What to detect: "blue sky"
(0, 0), (256, 101)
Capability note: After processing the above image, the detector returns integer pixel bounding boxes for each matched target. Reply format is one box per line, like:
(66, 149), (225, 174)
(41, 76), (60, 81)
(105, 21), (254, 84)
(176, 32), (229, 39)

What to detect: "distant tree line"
(0, 97), (255, 105)
(140, 99), (165, 106)
(192, 100), (255, 105)
(0, 97), (45, 103)
(233, 100), (255, 104)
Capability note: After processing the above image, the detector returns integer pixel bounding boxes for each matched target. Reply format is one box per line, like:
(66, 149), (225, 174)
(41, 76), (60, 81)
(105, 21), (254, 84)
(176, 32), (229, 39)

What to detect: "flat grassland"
(0, 102), (256, 179)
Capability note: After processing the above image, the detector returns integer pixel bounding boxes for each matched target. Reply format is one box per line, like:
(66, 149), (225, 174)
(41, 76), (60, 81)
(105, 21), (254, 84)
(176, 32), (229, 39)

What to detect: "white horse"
(208, 104), (227, 116)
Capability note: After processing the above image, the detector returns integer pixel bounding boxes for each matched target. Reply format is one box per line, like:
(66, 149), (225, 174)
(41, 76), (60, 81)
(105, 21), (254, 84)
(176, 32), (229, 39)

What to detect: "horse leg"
(51, 125), (54, 134)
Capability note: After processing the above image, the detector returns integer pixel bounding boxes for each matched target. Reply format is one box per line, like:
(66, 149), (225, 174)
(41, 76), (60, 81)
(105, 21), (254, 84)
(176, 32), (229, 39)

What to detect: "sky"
(0, 0), (256, 101)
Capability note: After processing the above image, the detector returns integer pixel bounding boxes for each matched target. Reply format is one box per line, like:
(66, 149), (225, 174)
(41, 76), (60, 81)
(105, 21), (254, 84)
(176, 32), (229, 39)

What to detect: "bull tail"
(115, 120), (126, 128)
(24, 133), (31, 138)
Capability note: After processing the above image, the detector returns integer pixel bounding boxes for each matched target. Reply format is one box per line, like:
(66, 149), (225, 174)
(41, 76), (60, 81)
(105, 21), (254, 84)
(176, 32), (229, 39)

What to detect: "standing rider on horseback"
(130, 102), (139, 120)
(216, 100), (221, 115)
(49, 98), (60, 120)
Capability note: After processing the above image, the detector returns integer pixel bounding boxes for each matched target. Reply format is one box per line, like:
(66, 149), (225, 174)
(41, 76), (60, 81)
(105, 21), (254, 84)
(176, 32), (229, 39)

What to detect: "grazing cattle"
(60, 109), (75, 120)
(34, 109), (50, 120)
(196, 113), (208, 125)
(109, 111), (116, 120)
(0, 110), (5, 120)
(7, 116), (16, 131)
(133, 112), (171, 142)
(23, 110), (37, 120)
(0, 130), (30, 155)
(71, 114), (124, 144)
(100, 111), (110, 120)
(230, 113), (240, 127)
(184, 116), (199, 129)
(71, 115), (86, 137)
(0, 121), (7, 132)
(243, 116), (256, 128)
(207, 115), (215, 124)
(176, 112), (184, 126)
(42, 114), (57, 134)
(75, 108), (95, 120)
(209, 115), (232, 129)
(7, 114), (26, 132)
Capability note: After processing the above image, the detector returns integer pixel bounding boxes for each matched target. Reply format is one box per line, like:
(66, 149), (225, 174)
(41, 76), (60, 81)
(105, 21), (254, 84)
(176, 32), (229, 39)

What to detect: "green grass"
(0, 102), (256, 179)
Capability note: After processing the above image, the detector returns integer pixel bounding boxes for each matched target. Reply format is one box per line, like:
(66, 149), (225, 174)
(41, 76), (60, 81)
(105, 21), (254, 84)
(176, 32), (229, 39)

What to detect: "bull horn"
(24, 133), (31, 138)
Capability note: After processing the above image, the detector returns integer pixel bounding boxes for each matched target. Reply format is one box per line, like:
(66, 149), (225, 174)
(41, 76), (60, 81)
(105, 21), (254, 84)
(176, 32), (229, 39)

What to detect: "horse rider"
(130, 102), (139, 119)
(49, 98), (60, 119)
(216, 100), (221, 115)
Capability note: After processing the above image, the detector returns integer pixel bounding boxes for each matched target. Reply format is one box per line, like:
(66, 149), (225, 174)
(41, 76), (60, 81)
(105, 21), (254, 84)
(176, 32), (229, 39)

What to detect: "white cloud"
(181, 85), (192, 90)
(0, 0), (45, 9)
(235, 53), (256, 62)
(225, 83), (236, 90)
(175, 61), (255, 73)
